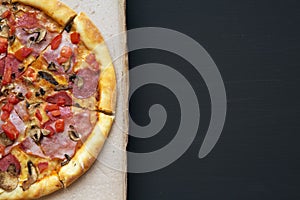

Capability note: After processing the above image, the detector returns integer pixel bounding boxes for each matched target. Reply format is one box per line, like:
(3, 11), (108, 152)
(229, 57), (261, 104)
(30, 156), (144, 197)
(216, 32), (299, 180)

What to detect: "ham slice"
(73, 68), (100, 99)
(5, 54), (22, 78)
(0, 58), (5, 76)
(70, 110), (94, 141)
(9, 110), (26, 135)
(14, 101), (29, 122)
(20, 137), (47, 158)
(41, 129), (77, 160)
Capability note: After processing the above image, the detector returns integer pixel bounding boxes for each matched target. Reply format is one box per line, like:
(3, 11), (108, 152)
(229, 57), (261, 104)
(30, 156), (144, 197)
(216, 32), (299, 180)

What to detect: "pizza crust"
(12, 0), (76, 26)
(0, 175), (63, 199)
(59, 113), (114, 187)
(74, 12), (117, 113)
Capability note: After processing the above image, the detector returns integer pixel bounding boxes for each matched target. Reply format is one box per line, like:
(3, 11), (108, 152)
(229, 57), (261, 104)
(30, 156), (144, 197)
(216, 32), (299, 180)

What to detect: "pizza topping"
(60, 154), (71, 166)
(46, 91), (72, 106)
(0, 132), (13, 147)
(2, 65), (11, 85)
(20, 137), (46, 158)
(41, 129), (77, 159)
(0, 37), (8, 54)
(70, 32), (80, 44)
(37, 162), (48, 173)
(68, 125), (80, 142)
(41, 129), (51, 137)
(28, 126), (42, 143)
(9, 109), (25, 135)
(8, 35), (15, 45)
(73, 68), (100, 99)
(0, 170), (18, 192)
(35, 109), (42, 121)
(1, 10), (11, 20)
(55, 119), (64, 133)
(50, 34), (62, 50)
(0, 20), (9, 38)
(2, 120), (19, 141)
(51, 110), (61, 117)
(23, 28), (47, 44)
(47, 62), (57, 71)
(0, 154), (20, 174)
(37, 71), (59, 85)
(14, 47), (33, 62)
(16, 12), (39, 29)
(22, 160), (38, 191)
(45, 103), (58, 112)
(14, 101), (29, 121)
(54, 84), (72, 91)
(60, 46), (72, 58)
(85, 53), (100, 71)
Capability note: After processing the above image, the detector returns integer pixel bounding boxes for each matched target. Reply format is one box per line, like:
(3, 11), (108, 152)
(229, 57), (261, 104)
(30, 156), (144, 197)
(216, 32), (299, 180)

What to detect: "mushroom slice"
(0, 20), (9, 38)
(22, 161), (38, 191)
(8, 35), (15, 45)
(34, 28), (47, 43)
(68, 125), (80, 142)
(61, 154), (71, 166)
(28, 126), (42, 143)
(41, 129), (51, 137)
(47, 62), (57, 71)
(24, 28), (47, 44)
(0, 132), (13, 147)
(0, 171), (18, 192)
(1, 0), (11, 5)
(62, 58), (71, 72)
(54, 84), (72, 91)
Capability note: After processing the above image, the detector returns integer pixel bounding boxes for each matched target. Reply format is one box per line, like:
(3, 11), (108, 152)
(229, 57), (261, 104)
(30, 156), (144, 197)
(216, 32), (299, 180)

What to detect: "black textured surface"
(127, 0), (300, 199)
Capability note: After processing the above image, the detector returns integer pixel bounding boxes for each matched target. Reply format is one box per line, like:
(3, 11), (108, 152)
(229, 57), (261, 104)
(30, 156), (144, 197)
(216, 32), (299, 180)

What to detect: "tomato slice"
(2, 65), (12, 85)
(37, 162), (48, 173)
(15, 47), (33, 62)
(2, 120), (19, 140)
(44, 125), (55, 137)
(1, 111), (10, 121)
(0, 38), (8, 54)
(70, 32), (80, 44)
(2, 103), (14, 113)
(51, 110), (61, 117)
(0, 144), (5, 157)
(23, 67), (35, 79)
(8, 95), (20, 105)
(60, 46), (72, 58)
(45, 104), (59, 112)
(51, 34), (62, 50)
(35, 109), (43, 121)
(1, 10), (11, 19)
(55, 119), (64, 133)
(56, 56), (68, 65)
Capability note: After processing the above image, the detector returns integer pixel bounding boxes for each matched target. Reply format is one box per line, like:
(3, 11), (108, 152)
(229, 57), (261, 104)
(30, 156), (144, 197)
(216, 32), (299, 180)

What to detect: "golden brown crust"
(59, 113), (114, 187)
(74, 12), (117, 113)
(0, 175), (63, 199)
(12, 0), (76, 26)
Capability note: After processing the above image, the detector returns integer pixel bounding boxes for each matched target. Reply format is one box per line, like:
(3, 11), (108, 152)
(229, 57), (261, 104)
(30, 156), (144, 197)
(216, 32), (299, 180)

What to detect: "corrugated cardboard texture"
(42, 0), (128, 199)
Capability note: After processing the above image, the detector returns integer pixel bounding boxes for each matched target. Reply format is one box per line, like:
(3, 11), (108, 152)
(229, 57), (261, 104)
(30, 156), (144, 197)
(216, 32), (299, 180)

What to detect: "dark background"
(126, 0), (300, 199)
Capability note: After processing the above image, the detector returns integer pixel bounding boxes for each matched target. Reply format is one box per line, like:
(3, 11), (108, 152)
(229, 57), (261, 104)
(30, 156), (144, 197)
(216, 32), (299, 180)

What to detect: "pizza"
(0, 0), (116, 199)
